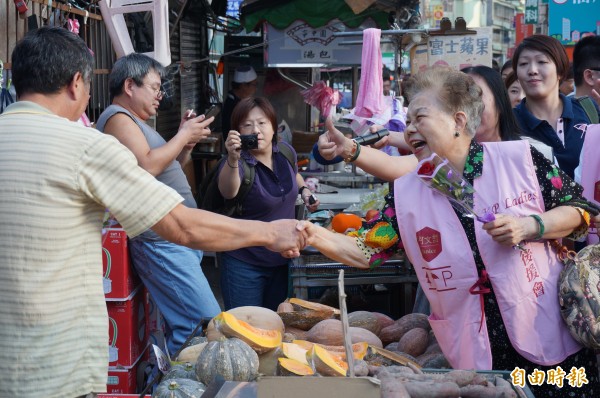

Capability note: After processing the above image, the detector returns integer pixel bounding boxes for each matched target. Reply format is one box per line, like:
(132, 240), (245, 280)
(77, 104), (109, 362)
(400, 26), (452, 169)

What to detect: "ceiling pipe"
(276, 68), (312, 90)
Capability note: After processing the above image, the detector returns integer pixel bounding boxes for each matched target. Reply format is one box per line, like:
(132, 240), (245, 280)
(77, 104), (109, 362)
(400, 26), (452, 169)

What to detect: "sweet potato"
(458, 384), (499, 398)
(379, 313), (430, 345)
(441, 369), (476, 387)
(398, 327), (429, 357)
(380, 379), (410, 398)
(403, 381), (460, 398)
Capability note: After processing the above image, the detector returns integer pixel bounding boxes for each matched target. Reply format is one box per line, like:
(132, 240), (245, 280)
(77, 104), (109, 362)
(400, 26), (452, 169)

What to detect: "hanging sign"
(525, 0), (539, 25)
(264, 19), (378, 67)
(411, 27), (493, 74)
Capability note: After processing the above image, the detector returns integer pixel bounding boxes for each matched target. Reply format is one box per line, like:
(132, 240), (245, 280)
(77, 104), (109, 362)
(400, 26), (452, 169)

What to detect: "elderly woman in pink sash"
(304, 66), (599, 396)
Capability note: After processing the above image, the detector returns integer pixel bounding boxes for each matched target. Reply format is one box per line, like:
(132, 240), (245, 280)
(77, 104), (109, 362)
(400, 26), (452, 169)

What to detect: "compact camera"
(240, 134), (259, 150)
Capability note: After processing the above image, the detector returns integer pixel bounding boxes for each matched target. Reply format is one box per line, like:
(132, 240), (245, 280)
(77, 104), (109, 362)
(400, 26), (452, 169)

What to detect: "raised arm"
(319, 118), (418, 182)
(103, 112), (213, 176)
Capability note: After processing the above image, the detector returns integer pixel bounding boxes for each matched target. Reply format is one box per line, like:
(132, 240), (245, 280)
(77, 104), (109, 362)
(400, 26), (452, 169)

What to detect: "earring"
(454, 131), (460, 138)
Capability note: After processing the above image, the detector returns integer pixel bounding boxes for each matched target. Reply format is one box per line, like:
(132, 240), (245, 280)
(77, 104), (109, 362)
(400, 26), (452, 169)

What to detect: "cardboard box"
(105, 354), (147, 395)
(257, 377), (380, 398)
(102, 228), (141, 301)
(107, 288), (148, 367)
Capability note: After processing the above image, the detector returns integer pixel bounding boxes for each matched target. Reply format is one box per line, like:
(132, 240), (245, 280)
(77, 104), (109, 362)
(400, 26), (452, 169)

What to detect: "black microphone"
(353, 129), (390, 146)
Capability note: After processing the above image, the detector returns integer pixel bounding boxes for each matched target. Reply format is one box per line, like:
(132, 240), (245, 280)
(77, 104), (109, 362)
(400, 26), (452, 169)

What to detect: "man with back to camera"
(221, 65), (258, 143)
(96, 53), (221, 356)
(0, 27), (306, 398)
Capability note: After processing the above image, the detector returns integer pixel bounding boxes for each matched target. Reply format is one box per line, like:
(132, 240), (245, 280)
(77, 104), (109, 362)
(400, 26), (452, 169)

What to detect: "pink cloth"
(354, 28), (385, 118)
(300, 81), (340, 118)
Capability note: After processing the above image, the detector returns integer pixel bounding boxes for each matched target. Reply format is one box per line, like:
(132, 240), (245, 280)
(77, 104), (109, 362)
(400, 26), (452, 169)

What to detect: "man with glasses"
(96, 53), (223, 357)
(0, 27), (307, 398)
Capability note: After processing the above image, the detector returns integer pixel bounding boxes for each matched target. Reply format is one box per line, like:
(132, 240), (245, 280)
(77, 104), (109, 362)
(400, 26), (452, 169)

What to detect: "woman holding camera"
(217, 97), (319, 311)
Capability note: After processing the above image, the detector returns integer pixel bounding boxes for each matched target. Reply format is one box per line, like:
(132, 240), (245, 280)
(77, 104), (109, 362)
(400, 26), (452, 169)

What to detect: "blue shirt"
(513, 94), (594, 178)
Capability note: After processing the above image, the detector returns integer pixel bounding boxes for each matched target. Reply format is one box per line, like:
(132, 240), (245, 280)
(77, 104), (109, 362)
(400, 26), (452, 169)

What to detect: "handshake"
(266, 220), (315, 259)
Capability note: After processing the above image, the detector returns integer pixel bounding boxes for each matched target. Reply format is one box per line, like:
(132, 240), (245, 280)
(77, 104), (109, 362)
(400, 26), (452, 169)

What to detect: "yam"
(397, 328), (429, 357)
(347, 311), (381, 335)
(458, 384), (499, 398)
(403, 381), (460, 398)
(380, 378), (411, 398)
(384, 342), (399, 352)
(416, 352), (451, 369)
(372, 312), (395, 331)
(379, 313), (430, 346)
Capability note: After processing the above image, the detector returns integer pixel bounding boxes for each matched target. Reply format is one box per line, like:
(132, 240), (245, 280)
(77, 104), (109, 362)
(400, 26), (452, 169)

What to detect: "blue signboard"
(227, 0), (244, 19)
(548, 0), (599, 45)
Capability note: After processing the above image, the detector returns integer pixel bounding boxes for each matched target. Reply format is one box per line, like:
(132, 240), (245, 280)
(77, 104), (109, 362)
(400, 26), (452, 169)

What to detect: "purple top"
(218, 141), (298, 267)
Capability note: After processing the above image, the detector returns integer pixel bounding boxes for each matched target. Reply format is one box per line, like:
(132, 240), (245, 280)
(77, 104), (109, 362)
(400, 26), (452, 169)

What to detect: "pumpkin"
(163, 362), (198, 382)
(212, 311), (282, 354)
(306, 319), (382, 347)
(278, 309), (334, 331)
(195, 338), (259, 385)
(258, 345), (284, 376)
(307, 344), (348, 377)
(292, 340), (369, 361)
(277, 357), (315, 376)
(152, 378), (206, 398)
(364, 345), (421, 369)
(288, 298), (340, 316)
(206, 306), (285, 341)
(177, 342), (207, 363)
(331, 213), (362, 233)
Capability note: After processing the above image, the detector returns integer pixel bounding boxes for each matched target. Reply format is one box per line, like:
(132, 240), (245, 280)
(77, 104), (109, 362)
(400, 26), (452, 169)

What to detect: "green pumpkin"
(195, 337), (259, 385)
(152, 378), (206, 398)
(163, 362), (198, 382)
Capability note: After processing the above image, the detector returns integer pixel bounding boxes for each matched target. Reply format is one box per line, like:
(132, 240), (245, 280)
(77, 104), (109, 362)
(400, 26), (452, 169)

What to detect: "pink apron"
(579, 124), (600, 245)
(394, 141), (581, 369)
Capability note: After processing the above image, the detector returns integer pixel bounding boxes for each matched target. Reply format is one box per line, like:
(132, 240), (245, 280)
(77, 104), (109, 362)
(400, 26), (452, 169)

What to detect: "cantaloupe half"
(277, 358), (315, 376)
(213, 311), (282, 354)
(293, 340), (368, 361)
(307, 345), (348, 377)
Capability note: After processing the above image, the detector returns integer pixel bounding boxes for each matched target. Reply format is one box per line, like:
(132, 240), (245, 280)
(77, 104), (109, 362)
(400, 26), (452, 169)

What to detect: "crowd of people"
(0, 25), (599, 398)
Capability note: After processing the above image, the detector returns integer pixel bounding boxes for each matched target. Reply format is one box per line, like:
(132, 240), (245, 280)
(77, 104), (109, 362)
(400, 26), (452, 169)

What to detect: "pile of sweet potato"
(375, 366), (518, 398)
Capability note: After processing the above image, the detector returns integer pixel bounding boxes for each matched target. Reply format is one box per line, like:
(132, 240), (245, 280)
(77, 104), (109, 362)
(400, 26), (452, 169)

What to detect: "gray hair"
(404, 66), (483, 137)
(108, 53), (165, 101)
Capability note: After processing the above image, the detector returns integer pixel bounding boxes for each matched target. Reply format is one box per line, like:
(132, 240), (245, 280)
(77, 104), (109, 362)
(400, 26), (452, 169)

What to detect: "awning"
(240, 0), (390, 32)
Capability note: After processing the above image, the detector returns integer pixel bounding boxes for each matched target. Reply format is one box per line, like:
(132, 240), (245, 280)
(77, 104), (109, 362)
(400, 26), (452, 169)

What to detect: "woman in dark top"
(512, 35), (598, 178)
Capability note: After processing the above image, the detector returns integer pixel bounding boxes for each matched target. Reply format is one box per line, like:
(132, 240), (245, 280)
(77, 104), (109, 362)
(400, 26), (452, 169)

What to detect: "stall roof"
(240, 0), (391, 32)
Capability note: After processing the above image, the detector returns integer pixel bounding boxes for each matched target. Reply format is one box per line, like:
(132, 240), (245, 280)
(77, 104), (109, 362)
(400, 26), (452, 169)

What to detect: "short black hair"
(11, 26), (93, 97)
(573, 36), (600, 86)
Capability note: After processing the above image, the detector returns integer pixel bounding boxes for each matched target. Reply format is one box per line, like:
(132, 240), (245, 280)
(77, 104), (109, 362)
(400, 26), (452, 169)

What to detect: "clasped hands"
(266, 220), (315, 258)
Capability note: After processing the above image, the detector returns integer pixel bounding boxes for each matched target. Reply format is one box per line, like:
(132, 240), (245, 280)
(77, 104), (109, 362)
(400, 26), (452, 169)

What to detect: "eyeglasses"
(143, 84), (166, 99)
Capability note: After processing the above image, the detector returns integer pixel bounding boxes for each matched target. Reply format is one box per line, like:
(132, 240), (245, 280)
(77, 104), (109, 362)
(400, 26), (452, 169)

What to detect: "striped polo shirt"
(0, 101), (183, 397)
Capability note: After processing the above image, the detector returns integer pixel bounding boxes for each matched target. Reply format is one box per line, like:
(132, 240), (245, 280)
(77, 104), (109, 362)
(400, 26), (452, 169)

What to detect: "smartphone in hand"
(204, 104), (221, 119)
